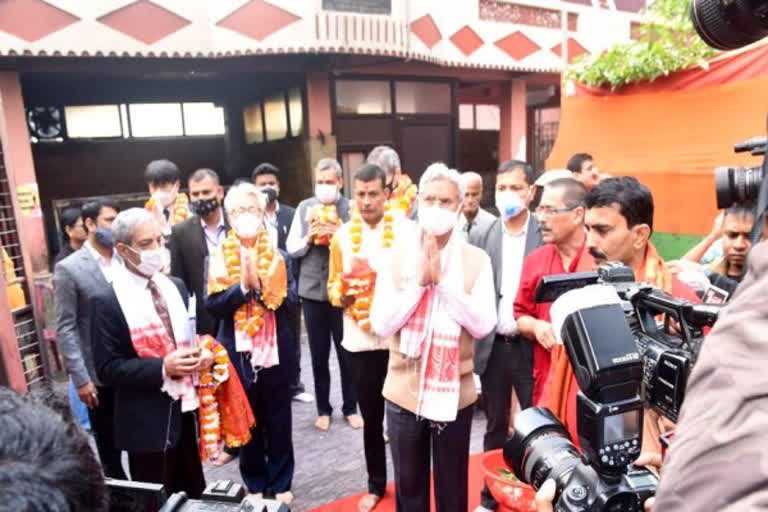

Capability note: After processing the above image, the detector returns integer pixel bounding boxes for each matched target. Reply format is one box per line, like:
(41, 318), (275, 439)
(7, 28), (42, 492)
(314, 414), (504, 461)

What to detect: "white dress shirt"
(264, 202), (280, 230)
(336, 218), (395, 352)
(84, 241), (122, 284)
(286, 204), (310, 258)
(201, 211), (227, 254)
(370, 231), (496, 341)
(496, 212), (530, 336)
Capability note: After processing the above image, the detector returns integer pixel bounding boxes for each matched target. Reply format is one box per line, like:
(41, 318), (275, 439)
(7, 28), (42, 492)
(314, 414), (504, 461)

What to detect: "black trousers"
(289, 306), (306, 395)
(128, 412), (206, 499)
(387, 400), (474, 512)
(302, 299), (357, 416)
(239, 370), (295, 495)
(88, 386), (127, 479)
(348, 349), (389, 497)
(479, 336), (534, 509)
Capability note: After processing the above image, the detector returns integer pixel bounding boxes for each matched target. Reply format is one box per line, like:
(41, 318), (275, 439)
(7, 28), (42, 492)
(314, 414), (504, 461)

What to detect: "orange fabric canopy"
(547, 43), (768, 235)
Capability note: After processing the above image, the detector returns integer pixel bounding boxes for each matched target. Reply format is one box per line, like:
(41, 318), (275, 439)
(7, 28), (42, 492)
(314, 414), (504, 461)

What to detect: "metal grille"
(533, 120), (560, 173)
(0, 144), (45, 387)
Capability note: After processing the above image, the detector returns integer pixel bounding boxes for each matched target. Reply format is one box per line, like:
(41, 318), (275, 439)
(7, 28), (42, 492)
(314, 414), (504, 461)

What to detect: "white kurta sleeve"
(437, 253), (497, 340)
(286, 206), (310, 258)
(370, 264), (426, 340)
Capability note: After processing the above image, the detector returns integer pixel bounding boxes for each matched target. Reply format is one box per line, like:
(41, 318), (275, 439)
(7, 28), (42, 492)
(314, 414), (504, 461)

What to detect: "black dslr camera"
(504, 263), (719, 511)
(505, 264), (657, 511)
(535, 263), (718, 422)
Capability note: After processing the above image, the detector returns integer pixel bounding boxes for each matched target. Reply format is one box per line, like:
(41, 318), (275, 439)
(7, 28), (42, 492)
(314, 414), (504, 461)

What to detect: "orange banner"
(548, 44), (768, 235)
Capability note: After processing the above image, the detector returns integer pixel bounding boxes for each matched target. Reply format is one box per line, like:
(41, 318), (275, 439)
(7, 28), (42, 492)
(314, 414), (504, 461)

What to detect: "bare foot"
(212, 451), (234, 466)
(246, 493), (263, 502)
(346, 413), (364, 429)
(315, 415), (331, 431)
(358, 493), (382, 512)
(275, 491), (294, 505)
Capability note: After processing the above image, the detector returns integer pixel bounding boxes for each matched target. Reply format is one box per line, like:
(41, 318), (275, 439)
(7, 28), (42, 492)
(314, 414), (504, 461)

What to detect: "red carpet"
(308, 452), (487, 512)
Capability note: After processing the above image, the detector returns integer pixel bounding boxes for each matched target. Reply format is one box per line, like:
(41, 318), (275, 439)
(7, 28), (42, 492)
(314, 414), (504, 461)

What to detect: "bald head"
(461, 171), (484, 219)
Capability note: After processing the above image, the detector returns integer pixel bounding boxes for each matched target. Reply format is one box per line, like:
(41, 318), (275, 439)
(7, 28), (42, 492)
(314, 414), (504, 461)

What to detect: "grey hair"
(367, 146), (401, 178)
(419, 163), (465, 202)
(314, 158), (343, 180)
(223, 182), (266, 214)
(111, 208), (156, 246)
(460, 171), (483, 188)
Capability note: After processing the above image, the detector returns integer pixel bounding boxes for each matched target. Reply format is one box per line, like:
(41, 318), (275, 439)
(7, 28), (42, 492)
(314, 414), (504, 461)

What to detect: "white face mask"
(315, 184), (338, 204)
(128, 246), (166, 277)
(153, 187), (178, 208)
(495, 191), (526, 219)
(418, 204), (459, 236)
(233, 213), (262, 239)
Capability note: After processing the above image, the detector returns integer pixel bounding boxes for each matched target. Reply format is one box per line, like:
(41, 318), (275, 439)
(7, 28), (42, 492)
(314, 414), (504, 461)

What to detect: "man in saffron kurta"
(543, 177), (699, 453)
(328, 164), (404, 512)
(514, 178), (591, 406)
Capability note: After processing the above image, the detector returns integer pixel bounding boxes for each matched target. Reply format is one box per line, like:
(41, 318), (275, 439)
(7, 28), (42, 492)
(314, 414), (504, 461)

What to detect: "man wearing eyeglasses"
(513, 178), (592, 406)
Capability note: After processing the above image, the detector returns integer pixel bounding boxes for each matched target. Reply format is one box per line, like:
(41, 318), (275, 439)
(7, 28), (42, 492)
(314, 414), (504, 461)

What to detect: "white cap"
(535, 169), (574, 187)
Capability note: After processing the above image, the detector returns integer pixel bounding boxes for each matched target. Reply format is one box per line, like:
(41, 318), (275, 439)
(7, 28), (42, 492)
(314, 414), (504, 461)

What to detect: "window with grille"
(0, 145), (46, 387)
(532, 107), (560, 173)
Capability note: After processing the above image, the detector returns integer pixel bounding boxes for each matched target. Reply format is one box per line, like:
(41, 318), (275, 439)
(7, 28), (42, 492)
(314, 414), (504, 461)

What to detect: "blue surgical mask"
(94, 227), (115, 249)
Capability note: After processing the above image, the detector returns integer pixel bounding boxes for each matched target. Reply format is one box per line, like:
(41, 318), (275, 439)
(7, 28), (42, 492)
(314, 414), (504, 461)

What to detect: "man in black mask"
(252, 163), (312, 404)
(170, 168), (225, 337)
(170, 168), (233, 465)
(252, 163), (294, 250)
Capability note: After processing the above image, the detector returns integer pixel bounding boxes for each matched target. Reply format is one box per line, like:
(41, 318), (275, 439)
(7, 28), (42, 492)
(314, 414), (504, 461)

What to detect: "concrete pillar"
(0, 71), (49, 391)
(499, 79), (528, 162)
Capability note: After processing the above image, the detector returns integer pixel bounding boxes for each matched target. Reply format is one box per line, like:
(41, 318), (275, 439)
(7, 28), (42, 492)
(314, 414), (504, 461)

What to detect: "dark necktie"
(465, 220), (474, 234)
(148, 279), (176, 344)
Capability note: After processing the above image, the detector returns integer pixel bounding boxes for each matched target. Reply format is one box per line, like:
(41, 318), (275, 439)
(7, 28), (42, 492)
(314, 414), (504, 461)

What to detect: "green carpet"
(651, 232), (702, 261)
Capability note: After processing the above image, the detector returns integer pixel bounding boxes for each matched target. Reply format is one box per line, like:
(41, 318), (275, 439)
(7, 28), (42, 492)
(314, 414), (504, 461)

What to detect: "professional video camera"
(690, 0), (768, 51)
(107, 478), (289, 511)
(714, 136), (767, 209)
(503, 263), (719, 511)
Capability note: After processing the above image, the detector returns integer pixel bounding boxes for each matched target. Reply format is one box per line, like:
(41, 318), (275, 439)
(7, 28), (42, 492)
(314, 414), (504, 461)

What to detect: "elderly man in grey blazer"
(54, 197), (125, 479)
(469, 160), (542, 512)
(457, 171), (496, 241)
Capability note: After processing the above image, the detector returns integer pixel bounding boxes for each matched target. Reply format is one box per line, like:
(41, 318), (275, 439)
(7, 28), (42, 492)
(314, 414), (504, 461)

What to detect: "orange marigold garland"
(145, 192), (192, 226)
(337, 205), (395, 332)
(309, 203), (341, 246)
(198, 335), (230, 461)
(197, 334), (257, 462)
(389, 175), (417, 217)
(209, 229), (287, 338)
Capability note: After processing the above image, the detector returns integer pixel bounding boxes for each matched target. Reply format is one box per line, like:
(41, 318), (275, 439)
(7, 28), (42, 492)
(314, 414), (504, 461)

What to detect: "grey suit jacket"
(54, 248), (112, 387)
(469, 213), (542, 376)
(457, 207), (496, 242)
